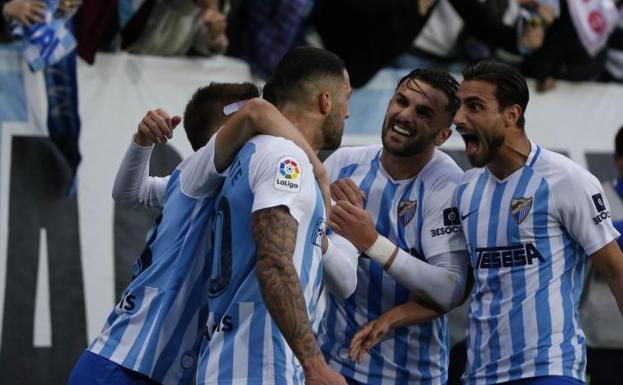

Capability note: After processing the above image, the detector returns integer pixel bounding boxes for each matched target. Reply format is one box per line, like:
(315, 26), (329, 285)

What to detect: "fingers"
(329, 200), (365, 233)
(330, 178), (365, 207)
(348, 323), (371, 361)
(154, 108), (173, 138)
(171, 115), (182, 129)
(29, 2), (47, 21)
(330, 203), (353, 227)
(327, 217), (342, 233)
(139, 109), (173, 144)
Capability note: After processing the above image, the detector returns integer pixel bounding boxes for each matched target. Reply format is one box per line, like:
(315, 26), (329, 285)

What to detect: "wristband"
(364, 234), (396, 267)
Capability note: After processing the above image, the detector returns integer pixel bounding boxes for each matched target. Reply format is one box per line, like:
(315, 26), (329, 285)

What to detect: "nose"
(453, 105), (467, 127)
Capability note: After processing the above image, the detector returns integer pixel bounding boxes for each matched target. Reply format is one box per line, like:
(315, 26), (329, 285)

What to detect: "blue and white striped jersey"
(195, 135), (326, 385)
(457, 142), (620, 385)
(89, 135), (225, 385)
(318, 145), (466, 385)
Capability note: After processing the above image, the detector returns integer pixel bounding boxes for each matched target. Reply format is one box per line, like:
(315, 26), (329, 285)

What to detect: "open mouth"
(461, 133), (480, 155)
(391, 123), (413, 137)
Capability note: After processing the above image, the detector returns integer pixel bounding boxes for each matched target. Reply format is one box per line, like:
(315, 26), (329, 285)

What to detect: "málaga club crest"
(511, 197), (533, 224)
(398, 200), (417, 227)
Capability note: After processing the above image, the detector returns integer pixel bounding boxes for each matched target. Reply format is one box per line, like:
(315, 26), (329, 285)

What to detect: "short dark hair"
(183, 82), (260, 151)
(616, 125), (623, 155)
(462, 61), (529, 128)
(263, 46), (346, 107)
(397, 68), (460, 116)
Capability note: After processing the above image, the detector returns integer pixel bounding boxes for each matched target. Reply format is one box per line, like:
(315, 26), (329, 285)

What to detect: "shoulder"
(324, 144), (381, 168)
(249, 135), (310, 166)
(532, 148), (601, 191)
(420, 149), (465, 190)
(324, 144), (382, 181)
(458, 166), (485, 187)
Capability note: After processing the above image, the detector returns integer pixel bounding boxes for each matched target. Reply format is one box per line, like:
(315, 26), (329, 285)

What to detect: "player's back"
(88, 137), (224, 385)
(196, 135), (326, 385)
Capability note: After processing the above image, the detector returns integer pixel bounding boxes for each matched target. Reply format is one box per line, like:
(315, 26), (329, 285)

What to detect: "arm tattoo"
(253, 206), (322, 363)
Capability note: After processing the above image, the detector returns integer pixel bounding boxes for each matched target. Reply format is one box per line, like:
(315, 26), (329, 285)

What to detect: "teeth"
(392, 124), (411, 136)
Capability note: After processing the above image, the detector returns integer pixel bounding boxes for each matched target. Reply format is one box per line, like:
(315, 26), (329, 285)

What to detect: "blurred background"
(0, 0), (622, 384)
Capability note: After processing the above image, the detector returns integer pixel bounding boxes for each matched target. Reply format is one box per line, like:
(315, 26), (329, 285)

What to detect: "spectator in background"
(392, 0), (549, 73)
(127, 0), (228, 56)
(313, 0), (546, 88)
(2, 0), (45, 33)
(580, 125), (623, 385)
(523, 0), (621, 92)
(602, 11), (623, 82)
(226, 0), (313, 79)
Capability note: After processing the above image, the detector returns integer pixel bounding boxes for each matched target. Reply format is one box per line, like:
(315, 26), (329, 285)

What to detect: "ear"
(319, 91), (332, 115)
(504, 104), (522, 127)
(434, 127), (452, 146)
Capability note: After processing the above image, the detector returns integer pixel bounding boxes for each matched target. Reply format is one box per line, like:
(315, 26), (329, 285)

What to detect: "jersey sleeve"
(249, 140), (318, 225)
(420, 179), (467, 258)
(178, 130), (227, 199)
(554, 170), (620, 256)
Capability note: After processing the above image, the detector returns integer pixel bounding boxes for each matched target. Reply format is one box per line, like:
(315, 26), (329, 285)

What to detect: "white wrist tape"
(364, 235), (396, 267)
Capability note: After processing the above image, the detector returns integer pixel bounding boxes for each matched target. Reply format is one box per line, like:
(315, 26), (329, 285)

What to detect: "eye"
(416, 107), (432, 119)
(468, 102), (483, 112)
(396, 94), (408, 107)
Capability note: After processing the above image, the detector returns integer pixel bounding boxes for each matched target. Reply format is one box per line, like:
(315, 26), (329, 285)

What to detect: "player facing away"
(67, 95), (330, 385)
(454, 61), (623, 385)
(194, 46), (352, 385)
(316, 68), (469, 385)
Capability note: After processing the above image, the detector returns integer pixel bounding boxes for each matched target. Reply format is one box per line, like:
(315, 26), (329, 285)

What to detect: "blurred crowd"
(1, 0), (622, 90)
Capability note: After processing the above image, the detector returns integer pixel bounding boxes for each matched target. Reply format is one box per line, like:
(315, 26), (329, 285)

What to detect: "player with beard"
(316, 68), (469, 385)
(454, 61), (623, 385)
(348, 61), (623, 385)
(194, 46), (351, 385)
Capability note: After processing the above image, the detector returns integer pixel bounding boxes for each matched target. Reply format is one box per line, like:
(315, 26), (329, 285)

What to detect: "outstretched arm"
(348, 300), (441, 363)
(253, 206), (346, 385)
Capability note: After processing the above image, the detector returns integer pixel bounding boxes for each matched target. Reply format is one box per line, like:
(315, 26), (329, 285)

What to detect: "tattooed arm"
(253, 206), (346, 385)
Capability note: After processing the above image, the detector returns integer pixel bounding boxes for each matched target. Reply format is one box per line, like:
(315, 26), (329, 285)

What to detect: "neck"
(488, 129), (531, 180)
(281, 105), (322, 152)
(380, 145), (435, 180)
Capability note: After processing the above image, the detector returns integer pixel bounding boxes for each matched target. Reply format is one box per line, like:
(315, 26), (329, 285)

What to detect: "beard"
(465, 131), (504, 168)
(381, 123), (439, 157)
(319, 109), (344, 150)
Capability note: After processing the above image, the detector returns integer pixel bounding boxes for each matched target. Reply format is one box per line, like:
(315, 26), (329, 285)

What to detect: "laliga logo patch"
(398, 200), (417, 227)
(511, 197), (533, 224)
(274, 157), (301, 192)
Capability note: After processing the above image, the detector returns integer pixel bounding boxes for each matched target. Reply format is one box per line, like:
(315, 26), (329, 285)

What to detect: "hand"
(537, 4), (556, 25)
(328, 200), (377, 251)
(348, 317), (390, 363)
(330, 178), (365, 208)
(519, 23), (545, 51)
(3, 0), (46, 26)
(302, 357), (348, 385)
(207, 33), (229, 52)
(57, 0), (81, 15)
(134, 109), (181, 147)
(201, 8), (227, 37)
(417, 0), (434, 17)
